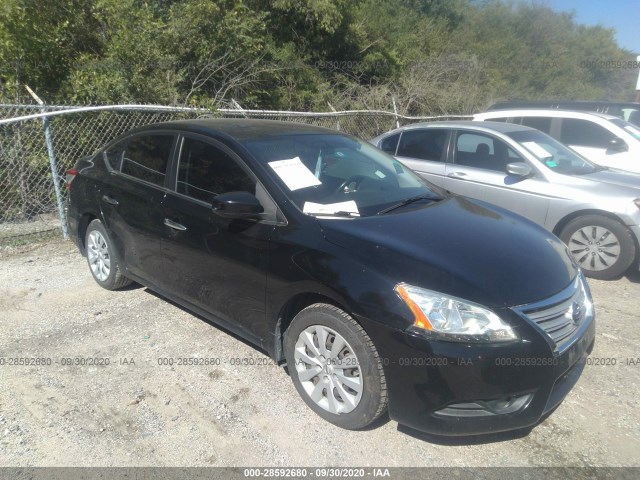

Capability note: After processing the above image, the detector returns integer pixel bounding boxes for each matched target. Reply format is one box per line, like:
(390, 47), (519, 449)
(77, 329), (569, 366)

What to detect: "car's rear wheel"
(560, 215), (636, 280)
(284, 303), (388, 430)
(85, 219), (132, 290)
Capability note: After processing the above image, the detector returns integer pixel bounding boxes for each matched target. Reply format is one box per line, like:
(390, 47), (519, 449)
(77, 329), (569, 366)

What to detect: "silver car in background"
(371, 121), (640, 280)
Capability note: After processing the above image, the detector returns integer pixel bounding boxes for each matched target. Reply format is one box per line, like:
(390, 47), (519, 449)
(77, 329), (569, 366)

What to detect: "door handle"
(102, 195), (119, 206)
(447, 172), (468, 179)
(164, 218), (187, 231)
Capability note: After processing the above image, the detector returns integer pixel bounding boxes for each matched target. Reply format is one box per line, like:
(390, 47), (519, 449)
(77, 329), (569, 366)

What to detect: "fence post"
(327, 102), (340, 130)
(392, 96), (400, 129)
(25, 85), (68, 239)
(43, 115), (68, 239)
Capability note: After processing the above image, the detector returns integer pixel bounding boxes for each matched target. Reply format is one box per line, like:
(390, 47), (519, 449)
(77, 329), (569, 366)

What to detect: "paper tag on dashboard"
(268, 157), (321, 191)
(303, 200), (360, 216)
(522, 141), (553, 159)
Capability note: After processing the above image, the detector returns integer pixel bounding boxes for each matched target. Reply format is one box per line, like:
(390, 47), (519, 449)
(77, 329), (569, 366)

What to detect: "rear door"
(100, 133), (176, 283)
(443, 129), (551, 226)
(161, 134), (276, 342)
(394, 128), (450, 187)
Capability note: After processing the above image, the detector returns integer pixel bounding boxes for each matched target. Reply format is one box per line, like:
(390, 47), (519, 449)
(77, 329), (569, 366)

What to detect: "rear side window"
(559, 119), (615, 148)
(380, 133), (400, 154)
(517, 116), (552, 133)
(119, 135), (174, 186)
(177, 138), (255, 202)
(396, 129), (448, 162)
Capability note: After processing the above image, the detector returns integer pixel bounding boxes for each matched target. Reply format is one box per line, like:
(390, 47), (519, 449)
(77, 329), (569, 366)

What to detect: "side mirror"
(506, 162), (532, 177)
(211, 191), (264, 219)
(607, 137), (628, 153)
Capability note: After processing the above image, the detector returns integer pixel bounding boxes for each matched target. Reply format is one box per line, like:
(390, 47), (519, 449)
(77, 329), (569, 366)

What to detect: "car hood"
(578, 168), (640, 193)
(317, 196), (577, 308)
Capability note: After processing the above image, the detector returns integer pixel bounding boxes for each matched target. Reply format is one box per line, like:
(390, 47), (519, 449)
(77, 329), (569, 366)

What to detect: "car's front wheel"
(284, 303), (388, 430)
(85, 219), (132, 290)
(560, 215), (636, 280)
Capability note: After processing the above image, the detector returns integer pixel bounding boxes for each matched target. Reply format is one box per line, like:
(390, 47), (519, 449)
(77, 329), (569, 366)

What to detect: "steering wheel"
(335, 175), (367, 194)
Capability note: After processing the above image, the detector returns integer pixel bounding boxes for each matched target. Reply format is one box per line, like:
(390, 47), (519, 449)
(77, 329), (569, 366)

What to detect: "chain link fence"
(0, 104), (469, 243)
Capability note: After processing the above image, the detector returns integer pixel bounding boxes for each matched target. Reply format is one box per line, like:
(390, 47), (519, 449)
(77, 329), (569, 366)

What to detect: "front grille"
(515, 275), (591, 351)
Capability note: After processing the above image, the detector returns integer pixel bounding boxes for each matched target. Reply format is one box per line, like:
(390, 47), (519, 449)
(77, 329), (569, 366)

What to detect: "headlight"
(574, 273), (594, 321)
(395, 283), (517, 342)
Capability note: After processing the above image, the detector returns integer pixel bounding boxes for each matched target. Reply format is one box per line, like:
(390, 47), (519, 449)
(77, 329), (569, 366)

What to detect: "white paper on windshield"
(522, 141), (553, 159)
(303, 200), (360, 216)
(268, 157), (321, 191)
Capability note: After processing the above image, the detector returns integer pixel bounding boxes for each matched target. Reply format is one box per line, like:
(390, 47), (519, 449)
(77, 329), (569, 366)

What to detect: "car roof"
(126, 118), (341, 141)
(490, 100), (640, 109)
(384, 120), (534, 135)
(476, 109), (620, 121)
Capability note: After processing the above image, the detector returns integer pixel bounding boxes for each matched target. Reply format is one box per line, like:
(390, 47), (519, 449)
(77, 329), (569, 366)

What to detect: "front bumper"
(357, 306), (595, 436)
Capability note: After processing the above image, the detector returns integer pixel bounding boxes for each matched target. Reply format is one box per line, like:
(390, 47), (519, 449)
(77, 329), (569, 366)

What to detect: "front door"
(160, 135), (275, 342)
(443, 130), (551, 227)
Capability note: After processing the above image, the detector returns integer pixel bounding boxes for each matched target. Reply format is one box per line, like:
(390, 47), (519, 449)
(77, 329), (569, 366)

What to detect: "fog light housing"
(435, 393), (534, 417)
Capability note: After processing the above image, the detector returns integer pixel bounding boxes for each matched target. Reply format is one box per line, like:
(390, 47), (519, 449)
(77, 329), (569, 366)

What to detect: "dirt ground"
(0, 239), (639, 467)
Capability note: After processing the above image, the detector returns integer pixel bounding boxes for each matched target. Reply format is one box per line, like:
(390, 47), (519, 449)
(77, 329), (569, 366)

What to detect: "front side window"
(454, 132), (522, 172)
(396, 129), (448, 162)
(559, 119), (615, 148)
(118, 135), (174, 186)
(177, 138), (255, 202)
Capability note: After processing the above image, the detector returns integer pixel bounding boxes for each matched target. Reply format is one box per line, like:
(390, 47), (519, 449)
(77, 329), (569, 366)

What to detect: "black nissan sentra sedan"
(66, 119), (595, 436)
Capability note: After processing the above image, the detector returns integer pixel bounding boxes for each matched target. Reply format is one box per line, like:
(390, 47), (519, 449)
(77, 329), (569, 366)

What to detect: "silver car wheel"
(293, 325), (363, 414)
(569, 226), (621, 272)
(87, 230), (111, 282)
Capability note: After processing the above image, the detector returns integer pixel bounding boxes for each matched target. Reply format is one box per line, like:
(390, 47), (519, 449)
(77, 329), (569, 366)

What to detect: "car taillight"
(66, 169), (78, 189)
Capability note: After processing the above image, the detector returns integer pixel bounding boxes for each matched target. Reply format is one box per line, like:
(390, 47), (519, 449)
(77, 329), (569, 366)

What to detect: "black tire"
(85, 219), (132, 290)
(560, 215), (636, 280)
(284, 303), (388, 430)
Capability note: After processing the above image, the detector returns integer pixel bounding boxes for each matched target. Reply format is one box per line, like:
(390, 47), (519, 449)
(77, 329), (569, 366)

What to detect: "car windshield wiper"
(377, 193), (441, 215)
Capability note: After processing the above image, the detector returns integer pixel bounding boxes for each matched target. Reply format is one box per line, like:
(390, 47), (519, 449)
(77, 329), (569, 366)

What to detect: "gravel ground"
(0, 239), (639, 467)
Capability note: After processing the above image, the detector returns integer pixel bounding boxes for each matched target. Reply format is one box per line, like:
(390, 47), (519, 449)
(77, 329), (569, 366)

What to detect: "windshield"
(506, 130), (599, 175)
(610, 118), (640, 141)
(243, 133), (444, 217)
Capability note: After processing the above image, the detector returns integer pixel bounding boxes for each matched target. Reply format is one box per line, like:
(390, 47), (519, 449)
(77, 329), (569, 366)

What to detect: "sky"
(546, 0), (639, 54)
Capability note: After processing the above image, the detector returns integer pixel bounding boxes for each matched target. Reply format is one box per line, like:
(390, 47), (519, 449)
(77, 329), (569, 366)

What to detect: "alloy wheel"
(293, 325), (363, 414)
(87, 230), (111, 281)
(568, 226), (621, 272)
